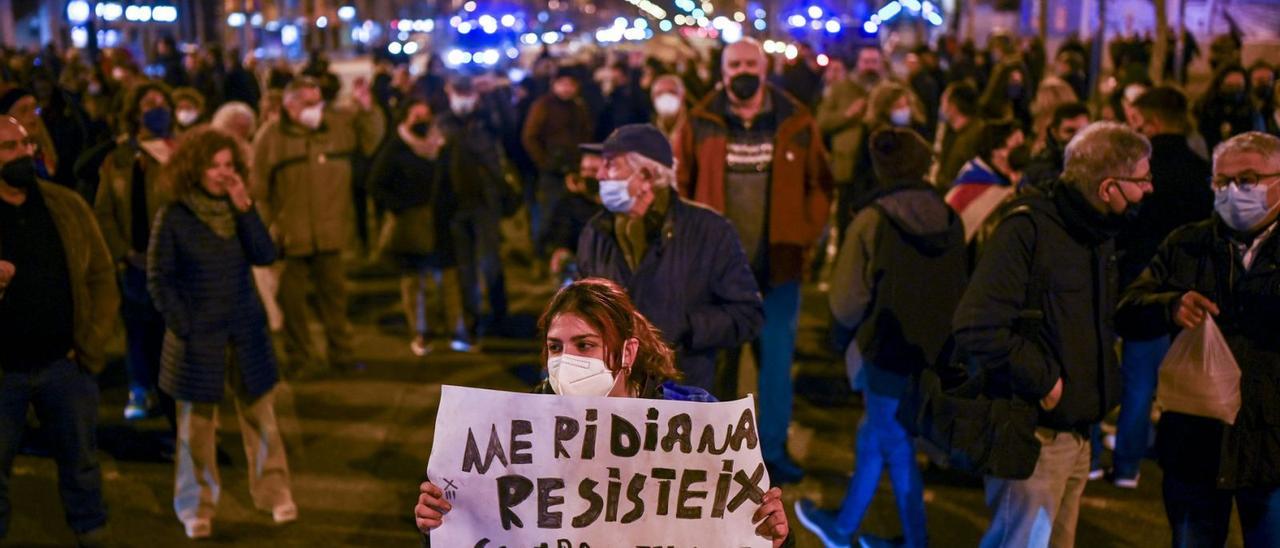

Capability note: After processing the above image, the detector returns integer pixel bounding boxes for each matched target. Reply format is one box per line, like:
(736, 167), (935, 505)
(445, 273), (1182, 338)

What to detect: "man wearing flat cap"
(577, 123), (763, 393)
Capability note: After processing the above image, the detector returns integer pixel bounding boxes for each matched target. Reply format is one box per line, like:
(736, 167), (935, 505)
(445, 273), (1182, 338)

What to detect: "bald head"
(722, 39), (767, 104)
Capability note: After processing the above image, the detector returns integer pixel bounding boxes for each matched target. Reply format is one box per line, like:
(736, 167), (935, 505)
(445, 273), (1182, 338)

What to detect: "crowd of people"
(1, 24), (1279, 547)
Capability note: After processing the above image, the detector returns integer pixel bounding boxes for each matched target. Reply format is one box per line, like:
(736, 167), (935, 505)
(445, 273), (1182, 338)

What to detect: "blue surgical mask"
(1214, 182), (1278, 232)
(598, 178), (635, 213)
(142, 107), (172, 138)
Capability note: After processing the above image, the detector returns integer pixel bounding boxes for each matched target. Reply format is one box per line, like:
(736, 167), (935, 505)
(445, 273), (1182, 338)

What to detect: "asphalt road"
(3, 217), (1243, 547)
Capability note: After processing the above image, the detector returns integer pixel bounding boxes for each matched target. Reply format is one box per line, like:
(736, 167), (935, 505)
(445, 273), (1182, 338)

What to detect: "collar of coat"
(689, 82), (810, 134)
(591, 189), (682, 244)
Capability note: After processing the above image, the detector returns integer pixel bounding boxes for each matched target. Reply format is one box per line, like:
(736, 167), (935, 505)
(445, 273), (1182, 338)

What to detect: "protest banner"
(425, 385), (773, 547)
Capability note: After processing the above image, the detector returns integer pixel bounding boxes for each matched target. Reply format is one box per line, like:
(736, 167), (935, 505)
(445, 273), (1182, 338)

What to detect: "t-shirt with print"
(723, 93), (777, 277)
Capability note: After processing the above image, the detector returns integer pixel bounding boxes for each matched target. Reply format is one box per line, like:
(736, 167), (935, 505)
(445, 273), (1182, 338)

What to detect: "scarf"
(181, 188), (236, 239)
(398, 123), (441, 160)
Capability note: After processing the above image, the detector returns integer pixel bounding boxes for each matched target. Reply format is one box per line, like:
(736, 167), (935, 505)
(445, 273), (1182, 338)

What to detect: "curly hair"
(538, 278), (680, 395)
(162, 125), (250, 199)
(121, 80), (173, 136)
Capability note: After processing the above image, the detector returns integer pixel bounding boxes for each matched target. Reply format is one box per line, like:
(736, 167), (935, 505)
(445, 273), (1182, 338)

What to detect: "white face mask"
(297, 103), (324, 129)
(176, 108), (199, 127)
(547, 354), (617, 397)
(450, 95), (477, 115)
(1214, 182), (1279, 232)
(890, 107), (912, 127)
(653, 93), (681, 117)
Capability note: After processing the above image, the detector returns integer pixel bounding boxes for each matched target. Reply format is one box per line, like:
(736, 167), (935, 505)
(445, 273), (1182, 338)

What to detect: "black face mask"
(409, 121), (430, 137)
(1007, 143), (1032, 172)
(728, 74), (761, 101)
(1107, 181), (1145, 224)
(0, 157), (37, 190)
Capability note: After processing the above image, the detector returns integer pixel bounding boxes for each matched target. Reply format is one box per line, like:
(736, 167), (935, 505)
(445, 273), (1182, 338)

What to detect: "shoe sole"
(793, 500), (850, 548)
(1113, 479), (1139, 489)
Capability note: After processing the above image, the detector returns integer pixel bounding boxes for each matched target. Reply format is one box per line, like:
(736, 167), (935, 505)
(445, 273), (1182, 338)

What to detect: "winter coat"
(94, 139), (172, 262)
(0, 182), (119, 374)
(436, 109), (509, 213)
(677, 85), (833, 285)
(933, 119), (986, 190)
(1114, 134), (1214, 287)
(831, 182), (968, 398)
(577, 197), (764, 391)
(251, 105), (386, 257)
(521, 94), (593, 175)
(1116, 218), (1280, 489)
(815, 79), (870, 183)
(953, 183), (1123, 432)
(148, 202), (279, 403)
(367, 132), (456, 265)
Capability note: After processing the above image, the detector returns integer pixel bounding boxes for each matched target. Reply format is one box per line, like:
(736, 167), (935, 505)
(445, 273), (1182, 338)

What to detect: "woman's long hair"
(162, 125), (250, 199)
(537, 278), (679, 395)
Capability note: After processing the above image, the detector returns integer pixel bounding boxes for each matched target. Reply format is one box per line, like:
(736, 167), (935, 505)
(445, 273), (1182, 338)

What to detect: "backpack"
(895, 200), (1049, 480)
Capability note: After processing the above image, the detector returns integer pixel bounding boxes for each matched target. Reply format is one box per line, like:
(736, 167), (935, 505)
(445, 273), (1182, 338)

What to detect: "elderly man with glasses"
(953, 121), (1152, 548)
(1117, 131), (1280, 548)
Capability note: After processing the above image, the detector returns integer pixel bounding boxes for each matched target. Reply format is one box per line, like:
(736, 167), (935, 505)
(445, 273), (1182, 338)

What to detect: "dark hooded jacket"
(953, 183), (1124, 432)
(830, 182), (968, 397)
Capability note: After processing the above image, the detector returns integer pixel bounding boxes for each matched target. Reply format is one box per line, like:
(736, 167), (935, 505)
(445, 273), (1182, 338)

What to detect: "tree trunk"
(1151, 0), (1169, 83)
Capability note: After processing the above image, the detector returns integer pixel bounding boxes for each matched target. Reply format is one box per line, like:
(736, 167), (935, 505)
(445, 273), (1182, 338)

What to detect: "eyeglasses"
(1210, 172), (1280, 191)
(1110, 174), (1153, 186)
(0, 138), (35, 153)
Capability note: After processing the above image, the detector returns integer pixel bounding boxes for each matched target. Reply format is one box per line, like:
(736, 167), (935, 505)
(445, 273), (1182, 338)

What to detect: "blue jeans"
(1114, 336), (1170, 478)
(758, 281), (801, 465)
(835, 390), (927, 547)
(0, 359), (107, 537)
(1164, 474), (1280, 548)
(532, 172), (566, 259)
(450, 208), (508, 334)
(121, 264), (165, 396)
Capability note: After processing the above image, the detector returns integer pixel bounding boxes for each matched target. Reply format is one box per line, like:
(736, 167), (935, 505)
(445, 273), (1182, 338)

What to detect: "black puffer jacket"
(953, 183), (1123, 432)
(1116, 218), (1280, 489)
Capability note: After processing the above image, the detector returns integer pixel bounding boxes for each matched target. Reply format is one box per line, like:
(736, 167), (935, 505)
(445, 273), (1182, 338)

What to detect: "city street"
(2, 220), (1243, 547)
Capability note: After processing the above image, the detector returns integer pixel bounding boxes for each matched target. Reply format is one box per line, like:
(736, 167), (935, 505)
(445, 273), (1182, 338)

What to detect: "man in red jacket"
(676, 38), (833, 483)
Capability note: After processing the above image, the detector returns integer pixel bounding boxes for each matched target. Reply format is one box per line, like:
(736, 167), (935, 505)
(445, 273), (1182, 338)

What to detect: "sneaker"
(410, 337), (433, 357)
(272, 502), (298, 524)
(450, 339), (479, 353)
(765, 455), (805, 485)
(794, 499), (851, 548)
(1088, 468), (1106, 481)
(183, 518), (212, 539)
(1113, 472), (1140, 489)
(124, 389), (151, 421)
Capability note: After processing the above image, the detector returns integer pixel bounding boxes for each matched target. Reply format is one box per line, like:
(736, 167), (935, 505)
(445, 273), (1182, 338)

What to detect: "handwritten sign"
(426, 385), (772, 547)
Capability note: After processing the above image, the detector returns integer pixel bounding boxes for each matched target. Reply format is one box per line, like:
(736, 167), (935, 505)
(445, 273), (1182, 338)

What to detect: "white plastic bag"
(1156, 316), (1242, 425)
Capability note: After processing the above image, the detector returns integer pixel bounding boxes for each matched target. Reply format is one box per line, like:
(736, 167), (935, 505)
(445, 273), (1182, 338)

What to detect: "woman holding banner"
(413, 278), (792, 545)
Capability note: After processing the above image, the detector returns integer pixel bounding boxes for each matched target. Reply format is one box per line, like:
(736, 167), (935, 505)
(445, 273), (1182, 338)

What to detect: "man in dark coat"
(522, 67), (594, 261)
(0, 116), (119, 545)
(1107, 86), (1215, 487)
(578, 124), (763, 397)
(437, 76), (510, 345)
(1117, 132), (1280, 547)
(953, 122), (1151, 547)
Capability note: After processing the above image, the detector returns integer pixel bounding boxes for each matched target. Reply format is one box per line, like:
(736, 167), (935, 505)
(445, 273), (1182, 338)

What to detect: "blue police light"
(825, 19), (841, 33)
(807, 5), (823, 19)
(787, 14), (806, 27)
